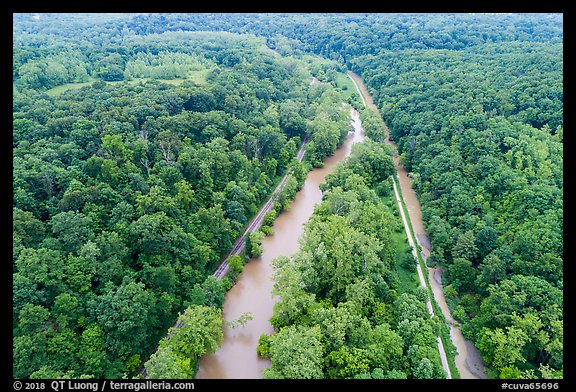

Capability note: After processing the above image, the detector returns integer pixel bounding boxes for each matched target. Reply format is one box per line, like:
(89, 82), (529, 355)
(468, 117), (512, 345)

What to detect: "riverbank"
(348, 70), (486, 379)
(195, 108), (365, 378)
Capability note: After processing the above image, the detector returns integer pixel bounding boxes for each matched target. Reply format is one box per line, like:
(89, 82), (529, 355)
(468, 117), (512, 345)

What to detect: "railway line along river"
(195, 108), (365, 379)
(197, 71), (486, 379)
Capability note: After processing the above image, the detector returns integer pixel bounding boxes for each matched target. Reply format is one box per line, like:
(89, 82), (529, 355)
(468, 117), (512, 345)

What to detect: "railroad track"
(139, 134), (309, 377)
(212, 134), (309, 279)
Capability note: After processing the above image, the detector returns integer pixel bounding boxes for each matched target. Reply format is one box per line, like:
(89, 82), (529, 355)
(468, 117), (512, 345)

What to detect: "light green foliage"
(47, 328), (79, 373)
(383, 369), (408, 379)
(268, 140), (439, 379)
(227, 254), (244, 280)
(299, 214), (386, 303)
(187, 275), (227, 309)
(225, 312), (254, 329)
(277, 174), (299, 210)
(325, 346), (370, 379)
(478, 326), (529, 371)
(144, 346), (188, 379)
(246, 230), (265, 258)
(77, 324), (111, 378)
(257, 334), (272, 358)
(360, 108), (386, 142)
(17, 303), (50, 334)
(13, 334), (48, 379)
(306, 90), (350, 166)
(13, 12), (562, 379)
(169, 305), (223, 360)
(500, 365), (522, 379)
(312, 303), (357, 353)
(346, 141), (395, 187)
(124, 51), (212, 81)
(412, 358), (434, 379)
(145, 305), (223, 378)
(365, 322), (405, 372)
(270, 256), (317, 329)
(264, 325), (325, 379)
(407, 344), (446, 379)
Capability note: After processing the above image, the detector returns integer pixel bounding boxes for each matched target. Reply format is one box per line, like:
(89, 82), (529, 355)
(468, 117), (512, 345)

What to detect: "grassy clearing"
(378, 189), (420, 295)
(45, 81), (94, 96)
(45, 68), (212, 96)
(187, 68), (212, 84)
(392, 230), (421, 295)
(334, 72), (358, 100)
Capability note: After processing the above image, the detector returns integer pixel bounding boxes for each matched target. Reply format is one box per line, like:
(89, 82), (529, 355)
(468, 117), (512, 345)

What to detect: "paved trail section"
(348, 71), (487, 379)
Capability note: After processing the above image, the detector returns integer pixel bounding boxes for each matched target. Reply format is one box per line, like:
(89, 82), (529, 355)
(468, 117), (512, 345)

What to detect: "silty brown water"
(195, 108), (365, 379)
(348, 71), (486, 379)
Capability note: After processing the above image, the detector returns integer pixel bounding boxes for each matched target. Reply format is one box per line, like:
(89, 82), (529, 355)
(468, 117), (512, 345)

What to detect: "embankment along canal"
(348, 71), (486, 379)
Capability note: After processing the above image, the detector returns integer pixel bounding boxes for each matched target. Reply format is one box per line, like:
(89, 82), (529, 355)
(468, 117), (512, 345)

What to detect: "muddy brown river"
(196, 71), (487, 379)
(348, 71), (486, 379)
(195, 109), (365, 379)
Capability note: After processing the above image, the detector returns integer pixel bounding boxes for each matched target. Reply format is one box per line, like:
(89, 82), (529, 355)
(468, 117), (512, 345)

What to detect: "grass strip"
(391, 174), (460, 379)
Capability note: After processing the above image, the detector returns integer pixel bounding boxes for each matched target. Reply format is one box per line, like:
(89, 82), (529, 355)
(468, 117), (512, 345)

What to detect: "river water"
(195, 109), (365, 379)
(348, 71), (486, 379)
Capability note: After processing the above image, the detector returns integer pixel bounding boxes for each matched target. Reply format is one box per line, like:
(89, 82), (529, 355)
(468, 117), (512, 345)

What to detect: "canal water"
(348, 71), (486, 379)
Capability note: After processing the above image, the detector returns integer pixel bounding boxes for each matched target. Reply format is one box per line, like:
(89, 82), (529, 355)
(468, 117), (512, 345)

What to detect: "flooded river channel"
(195, 109), (365, 379)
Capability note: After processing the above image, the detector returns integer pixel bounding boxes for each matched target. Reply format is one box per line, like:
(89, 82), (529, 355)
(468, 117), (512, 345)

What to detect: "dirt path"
(348, 70), (487, 379)
(391, 176), (452, 378)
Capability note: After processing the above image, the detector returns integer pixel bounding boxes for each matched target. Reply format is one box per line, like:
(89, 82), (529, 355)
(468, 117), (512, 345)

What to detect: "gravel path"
(349, 70), (488, 379)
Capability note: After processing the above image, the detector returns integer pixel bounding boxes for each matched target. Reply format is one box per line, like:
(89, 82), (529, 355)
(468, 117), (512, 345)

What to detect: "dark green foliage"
(338, 14), (562, 378)
(267, 142), (442, 379)
(13, 15), (353, 378)
(13, 12), (562, 379)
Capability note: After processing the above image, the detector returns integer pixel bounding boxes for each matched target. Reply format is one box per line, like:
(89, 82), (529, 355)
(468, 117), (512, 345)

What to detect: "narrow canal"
(348, 71), (486, 379)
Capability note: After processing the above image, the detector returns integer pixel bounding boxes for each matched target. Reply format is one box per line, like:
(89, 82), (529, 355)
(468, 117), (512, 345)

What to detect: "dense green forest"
(13, 14), (352, 378)
(259, 139), (450, 379)
(354, 44), (563, 379)
(13, 13), (562, 380)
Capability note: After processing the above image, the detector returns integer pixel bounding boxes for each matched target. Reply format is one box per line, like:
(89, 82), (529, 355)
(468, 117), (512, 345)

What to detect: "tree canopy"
(13, 12), (562, 379)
